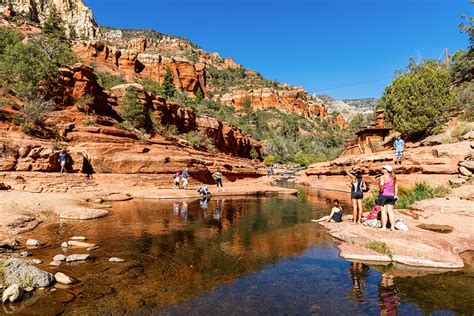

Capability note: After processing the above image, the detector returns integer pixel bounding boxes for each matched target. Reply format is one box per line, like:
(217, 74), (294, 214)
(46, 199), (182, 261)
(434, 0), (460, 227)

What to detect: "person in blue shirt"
(181, 167), (189, 189)
(393, 136), (405, 165)
(58, 150), (68, 174)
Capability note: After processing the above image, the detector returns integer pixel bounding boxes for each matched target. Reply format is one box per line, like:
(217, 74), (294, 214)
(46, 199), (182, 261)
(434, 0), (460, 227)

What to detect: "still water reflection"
(15, 187), (474, 315)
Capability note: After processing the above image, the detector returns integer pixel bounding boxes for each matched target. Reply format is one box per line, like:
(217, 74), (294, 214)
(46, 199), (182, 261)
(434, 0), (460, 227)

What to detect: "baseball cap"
(382, 165), (393, 172)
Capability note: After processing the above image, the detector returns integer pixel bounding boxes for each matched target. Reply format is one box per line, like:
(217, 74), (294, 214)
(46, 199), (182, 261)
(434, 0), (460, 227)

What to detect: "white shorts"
(182, 178), (188, 184)
(60, 161), (66, 167)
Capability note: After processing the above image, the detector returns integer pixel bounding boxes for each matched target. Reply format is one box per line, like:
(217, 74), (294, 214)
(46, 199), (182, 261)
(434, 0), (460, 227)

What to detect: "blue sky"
(84, 0), (471, 99)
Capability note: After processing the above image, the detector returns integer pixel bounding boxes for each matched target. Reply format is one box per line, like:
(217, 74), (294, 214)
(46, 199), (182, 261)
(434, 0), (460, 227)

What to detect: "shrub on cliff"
(181, 131), (213, 151)
(378, 59), (455, 139)
(16, 97), (55, 134)
(263, 155), (275, 166)
(0, 42), (58, 99)
(450, 49), (474, 83)
(120, 87), (148, 129)
(135, 78), (164, 96)
(0, 28), (23, 55)
(34, 6), (76, 65)
(97, 71), (126, 90)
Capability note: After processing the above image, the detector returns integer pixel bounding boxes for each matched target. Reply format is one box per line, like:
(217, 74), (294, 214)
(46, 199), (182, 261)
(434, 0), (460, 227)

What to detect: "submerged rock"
(2, 284), (23, 303)
(61, 242), (69, 248)
(49, 261), (61, 267)
(69, 236), (87, 241)
(109, 257), (125, 263)
(31, 259), (42, 265)
(54, 272), (74, 285)
(20, 251), (31, 257)
(59, 208), (108, 220)
(67, 241), (96, 248)
(66, 254), (90, 262)
(2, 259), (55, 288)
(86, 246), (100, 251)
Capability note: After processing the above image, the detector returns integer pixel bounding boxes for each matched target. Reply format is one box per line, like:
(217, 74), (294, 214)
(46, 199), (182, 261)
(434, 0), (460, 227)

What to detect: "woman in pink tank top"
(378, 165), (398, 231)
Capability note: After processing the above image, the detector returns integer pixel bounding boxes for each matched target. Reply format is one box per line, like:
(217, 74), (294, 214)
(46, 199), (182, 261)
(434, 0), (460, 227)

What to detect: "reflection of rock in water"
(347, 262), (370, 304)
(394, 271), (474, 314)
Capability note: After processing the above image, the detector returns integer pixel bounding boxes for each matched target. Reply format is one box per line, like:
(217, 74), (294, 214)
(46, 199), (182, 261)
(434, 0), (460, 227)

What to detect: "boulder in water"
(54, 272), (74, 285)
(2, 284), (23, 303)
(2, 259), (55, 288)
(53, 254), (67, 262)
(26, 239), (42, 247)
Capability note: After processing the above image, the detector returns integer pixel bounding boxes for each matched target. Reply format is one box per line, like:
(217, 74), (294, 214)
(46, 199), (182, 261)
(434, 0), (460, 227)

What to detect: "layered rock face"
(7, 0), (98, 39)
(74, 42), (206, 95)
(305, 141), (473, 190)
(109, 83), (261, 158)
(220, 89), (327, 117)
(0, 60), (262, 186)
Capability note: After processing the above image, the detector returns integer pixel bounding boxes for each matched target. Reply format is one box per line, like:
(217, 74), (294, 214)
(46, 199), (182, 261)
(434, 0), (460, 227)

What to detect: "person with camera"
(346, 168), (370, 224)
(378, 165), (398, 231)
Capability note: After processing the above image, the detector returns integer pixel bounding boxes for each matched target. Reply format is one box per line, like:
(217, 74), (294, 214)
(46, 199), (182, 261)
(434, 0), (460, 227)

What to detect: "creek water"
(12, 186), (474, 315)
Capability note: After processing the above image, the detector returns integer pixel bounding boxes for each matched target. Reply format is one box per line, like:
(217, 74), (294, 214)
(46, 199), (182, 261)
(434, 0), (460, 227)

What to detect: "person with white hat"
(378, 165), (398, 231)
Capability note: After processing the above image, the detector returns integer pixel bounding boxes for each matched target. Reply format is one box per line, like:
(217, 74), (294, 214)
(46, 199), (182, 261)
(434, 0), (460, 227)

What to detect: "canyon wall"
(7, 0), (98, 39)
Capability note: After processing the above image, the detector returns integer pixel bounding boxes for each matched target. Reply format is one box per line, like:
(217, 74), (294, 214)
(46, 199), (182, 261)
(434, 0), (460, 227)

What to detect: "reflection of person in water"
(347, 262), (370, 304)
(181, 201), (188, 220)
(173, 202), (180, 215)
(379, 273), (400, 316)
(213, 199), (223, 221)
(200, 197), (209, 209)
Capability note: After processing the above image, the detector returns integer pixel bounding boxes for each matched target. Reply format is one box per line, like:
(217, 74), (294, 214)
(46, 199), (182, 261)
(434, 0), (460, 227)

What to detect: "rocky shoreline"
(304, 140), (474, 270)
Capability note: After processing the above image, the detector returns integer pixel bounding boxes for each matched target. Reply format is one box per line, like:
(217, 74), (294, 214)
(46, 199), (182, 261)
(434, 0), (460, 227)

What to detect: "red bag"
(366, 205), (381, 220)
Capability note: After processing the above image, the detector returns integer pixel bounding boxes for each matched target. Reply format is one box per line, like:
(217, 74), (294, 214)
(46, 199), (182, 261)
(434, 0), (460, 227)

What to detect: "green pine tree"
(121, 87), (146, 129)
(42, 7), (68, 42)
(194, 86), (204, 104)
(162, 67), (176, 98)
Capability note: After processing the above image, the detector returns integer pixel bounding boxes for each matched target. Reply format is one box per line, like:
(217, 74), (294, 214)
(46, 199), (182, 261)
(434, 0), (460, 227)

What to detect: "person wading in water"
(346, 169), (368, 224)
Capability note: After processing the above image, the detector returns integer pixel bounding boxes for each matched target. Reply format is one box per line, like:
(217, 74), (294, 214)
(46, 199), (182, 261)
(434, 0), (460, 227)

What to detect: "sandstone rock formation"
(74, 42), (207, 95)
(7, 0), (98, 39)
(5, 0), (330, 118)
(220, 88), (327, 117)
(305, 141), (473, 190)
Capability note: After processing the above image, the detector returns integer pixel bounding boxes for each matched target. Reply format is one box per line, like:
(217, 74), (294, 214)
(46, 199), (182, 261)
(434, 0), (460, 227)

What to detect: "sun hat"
(382, 165), (393, 172)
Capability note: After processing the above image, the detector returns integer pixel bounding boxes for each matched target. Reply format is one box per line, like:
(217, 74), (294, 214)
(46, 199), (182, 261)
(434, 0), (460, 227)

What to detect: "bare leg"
(314, 216), (330, 222)
(352, 199), (358, 223)
(357, 199), (363, 223)
(387, 205), (395, 231)
(381, 205), (388, 231)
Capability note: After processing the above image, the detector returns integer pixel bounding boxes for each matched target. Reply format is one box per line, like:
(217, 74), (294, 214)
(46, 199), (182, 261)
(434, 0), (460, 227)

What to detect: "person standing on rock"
(181, 167), (189, 189)
(346, 169), (368, 224)
(174, 171), (180, 189)
(58, 149), (68, 174)
(394, 135), (405, 165)
(214, 168), (225, 192)
(379, 165), (398, 231)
